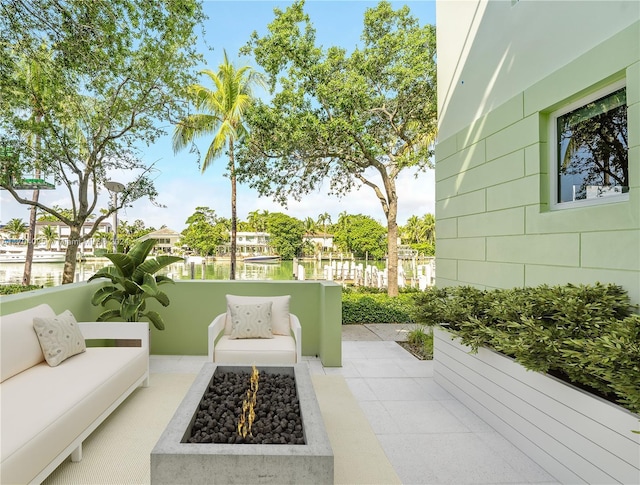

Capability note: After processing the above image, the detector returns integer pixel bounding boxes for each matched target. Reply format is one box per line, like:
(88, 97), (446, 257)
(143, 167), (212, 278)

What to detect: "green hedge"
(413, 283), (640, 414)
(341, 287), (417, 324)
(0, 284), (43, 295)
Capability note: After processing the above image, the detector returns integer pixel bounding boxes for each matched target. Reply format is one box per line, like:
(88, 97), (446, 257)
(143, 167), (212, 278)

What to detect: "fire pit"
(151, 363), (334, 484)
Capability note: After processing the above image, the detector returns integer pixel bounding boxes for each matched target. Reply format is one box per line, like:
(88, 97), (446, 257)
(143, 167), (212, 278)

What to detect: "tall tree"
(266, 212), (304, 260)
(237, 0), (437, 296)
(246, 209), (270, 232)
(1, 0), (205, 283)
(173, 51), (265, 280)
(333, 213), (386, 259)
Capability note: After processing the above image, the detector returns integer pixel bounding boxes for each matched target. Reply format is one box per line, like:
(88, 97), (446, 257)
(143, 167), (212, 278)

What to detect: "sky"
(0, 0), (436, 233)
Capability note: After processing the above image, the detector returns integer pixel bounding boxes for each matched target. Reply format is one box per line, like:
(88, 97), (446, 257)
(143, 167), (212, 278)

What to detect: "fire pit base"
(150, 363), (334, 484)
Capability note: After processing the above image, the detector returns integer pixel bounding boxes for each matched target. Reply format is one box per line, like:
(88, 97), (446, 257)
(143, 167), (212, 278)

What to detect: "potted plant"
(89, 239), (183, 330)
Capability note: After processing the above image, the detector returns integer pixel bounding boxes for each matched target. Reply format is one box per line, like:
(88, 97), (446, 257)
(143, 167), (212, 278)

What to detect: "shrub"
(342, 291), (416, 324)
(0, 284), (43, 295)
(413, 283), (640, 413)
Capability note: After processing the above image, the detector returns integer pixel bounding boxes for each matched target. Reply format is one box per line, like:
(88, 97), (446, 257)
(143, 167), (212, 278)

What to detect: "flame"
(238, 365), (259, 438)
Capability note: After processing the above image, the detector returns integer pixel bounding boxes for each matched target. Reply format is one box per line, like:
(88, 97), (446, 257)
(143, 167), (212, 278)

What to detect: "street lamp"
(105, 180), (125, 251)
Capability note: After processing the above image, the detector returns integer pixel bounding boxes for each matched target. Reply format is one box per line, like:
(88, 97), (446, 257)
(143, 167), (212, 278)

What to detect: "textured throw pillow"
(33, 310), (86, 367)
(225, 295), (291, 336)
(228, 302), (274, 339)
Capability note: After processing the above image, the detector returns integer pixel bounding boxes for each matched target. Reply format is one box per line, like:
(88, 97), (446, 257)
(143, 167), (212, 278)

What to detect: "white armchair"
(208, 295), (302, 364)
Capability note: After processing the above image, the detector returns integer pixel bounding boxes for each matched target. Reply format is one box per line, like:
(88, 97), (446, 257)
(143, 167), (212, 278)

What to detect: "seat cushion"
(214, 335), (297, 364)
(1, 304), (54, 382)
(0, 347), (147, 485)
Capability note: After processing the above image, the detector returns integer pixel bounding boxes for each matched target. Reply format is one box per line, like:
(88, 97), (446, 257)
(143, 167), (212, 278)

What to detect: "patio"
(41, 324), (558, 485)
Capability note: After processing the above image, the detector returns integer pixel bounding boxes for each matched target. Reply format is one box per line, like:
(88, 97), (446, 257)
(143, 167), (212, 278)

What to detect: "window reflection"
(557, 87), (628, 203)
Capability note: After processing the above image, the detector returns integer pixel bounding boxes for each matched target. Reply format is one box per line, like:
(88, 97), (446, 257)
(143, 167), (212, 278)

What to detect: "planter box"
(433, 326), (640, 485)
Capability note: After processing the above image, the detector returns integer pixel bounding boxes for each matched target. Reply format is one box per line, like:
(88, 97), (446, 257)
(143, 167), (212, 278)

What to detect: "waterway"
(0, 258), (409, 288)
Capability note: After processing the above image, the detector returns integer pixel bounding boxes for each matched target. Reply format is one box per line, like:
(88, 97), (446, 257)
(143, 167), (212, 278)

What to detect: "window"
(551, 82), (628, 208)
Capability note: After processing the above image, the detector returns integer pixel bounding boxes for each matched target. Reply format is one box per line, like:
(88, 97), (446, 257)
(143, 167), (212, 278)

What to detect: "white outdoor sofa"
(0, 303), (149, 485)
(208, 295), (302, 364)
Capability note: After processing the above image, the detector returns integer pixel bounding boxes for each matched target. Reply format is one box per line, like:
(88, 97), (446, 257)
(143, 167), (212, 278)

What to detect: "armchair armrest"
(290, 314), (302, 363)
(208, 313), (227, 361)
(78, 322), (149, 350)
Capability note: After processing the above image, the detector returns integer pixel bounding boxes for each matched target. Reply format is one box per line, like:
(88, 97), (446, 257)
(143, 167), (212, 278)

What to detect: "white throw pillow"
(33, 310), (86, 367)
(228, 302), (273, 339)
(225, 295), (291, 336)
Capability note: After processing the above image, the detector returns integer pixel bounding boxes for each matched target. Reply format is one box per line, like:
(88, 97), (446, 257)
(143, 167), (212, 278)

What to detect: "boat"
(243, 255), (281, 263)
(0, 246), (66, 263)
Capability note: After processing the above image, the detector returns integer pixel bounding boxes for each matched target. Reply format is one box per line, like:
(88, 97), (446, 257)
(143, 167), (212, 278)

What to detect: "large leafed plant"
(89, 239), (183, 330)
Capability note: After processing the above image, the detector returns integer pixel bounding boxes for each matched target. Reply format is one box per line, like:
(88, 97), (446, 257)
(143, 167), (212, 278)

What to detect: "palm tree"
(39, 225), (58, 250)
(173, 51), (264, 279)
(5, 218), (27, 240)
(317, 212), (331, 253)
(303, 217), (317, 235)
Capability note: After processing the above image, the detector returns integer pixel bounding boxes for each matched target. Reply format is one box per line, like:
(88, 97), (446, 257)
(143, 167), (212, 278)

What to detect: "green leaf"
(91, 285), (120, 306)
(96, 309), (122, 322)
(127, 238), (157, 266)
(143, 310), (165, 331)
(104, 253), (136, 277)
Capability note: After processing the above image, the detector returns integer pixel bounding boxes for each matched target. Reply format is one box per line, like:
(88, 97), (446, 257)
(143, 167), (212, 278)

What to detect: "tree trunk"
(387, 197), (399, 297)
(21, 189), (39, 285)
(61, 227), (81, 284)
(229, 139), (237, 280)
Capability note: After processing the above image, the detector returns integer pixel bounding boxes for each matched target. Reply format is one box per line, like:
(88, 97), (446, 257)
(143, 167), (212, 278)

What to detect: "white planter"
(433, 326), (640, 485)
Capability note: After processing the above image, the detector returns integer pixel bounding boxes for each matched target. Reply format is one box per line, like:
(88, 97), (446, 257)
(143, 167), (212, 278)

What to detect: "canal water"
(0, 258), (397, 288)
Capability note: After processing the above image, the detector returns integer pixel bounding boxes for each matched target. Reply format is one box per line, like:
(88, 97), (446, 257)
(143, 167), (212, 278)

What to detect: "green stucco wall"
(435, 22), (640, 305)
(0, 280), (343, 366)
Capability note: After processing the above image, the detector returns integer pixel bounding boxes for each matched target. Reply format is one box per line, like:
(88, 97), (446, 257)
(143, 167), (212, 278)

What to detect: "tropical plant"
(4, 218), (27, 240)
(39, 225), (58, 250)
(266, 212), (304, 259)
(237, 0), (437, 296)
(88, 239), (183, 330)
(172, 50), (265, 280)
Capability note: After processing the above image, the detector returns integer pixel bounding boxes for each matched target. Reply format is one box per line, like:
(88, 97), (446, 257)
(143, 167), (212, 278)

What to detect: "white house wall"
(436, 0), (639, 141)
(434, 0), (640, 304)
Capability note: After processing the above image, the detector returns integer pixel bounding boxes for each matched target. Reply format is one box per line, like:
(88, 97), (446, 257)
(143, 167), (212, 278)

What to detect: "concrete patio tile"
(413, 378), (455, 401)
(382, 400), (471, 434)
(341, 341), (370, 359)
(375, 433), (440, 485)
(304, 358), (326, 375)
(379, 433), (530, 484)
(344, 378), (378, 401)
(323, 359), (361, 377)
(353, 341), (416, 360)
(364, 323), (420, 341)
(475, 432), (559, 483)
(441, 399), (495, 432)
(365, 377), (435, 401)
(396, 358), (434, 378)
(349, 358), (409, 378)
(358, 401), (400, 434)
(341, 324), (381, 341)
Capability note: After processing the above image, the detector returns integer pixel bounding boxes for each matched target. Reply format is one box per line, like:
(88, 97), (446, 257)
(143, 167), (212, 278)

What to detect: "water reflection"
(0, 259), (394, 288)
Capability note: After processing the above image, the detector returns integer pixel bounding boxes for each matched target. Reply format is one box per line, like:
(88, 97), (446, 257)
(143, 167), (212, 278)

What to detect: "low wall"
(433, 327), (640, 484)
(0, 280), (342, 366)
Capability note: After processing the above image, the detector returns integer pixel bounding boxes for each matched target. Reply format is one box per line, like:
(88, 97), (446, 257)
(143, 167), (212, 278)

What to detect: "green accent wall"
(435, 22), (640, 306)
(0, 280), (343, 366)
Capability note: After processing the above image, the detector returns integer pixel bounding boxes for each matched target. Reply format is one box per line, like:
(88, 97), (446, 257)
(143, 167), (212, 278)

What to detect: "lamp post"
(105, 180), (125, 251)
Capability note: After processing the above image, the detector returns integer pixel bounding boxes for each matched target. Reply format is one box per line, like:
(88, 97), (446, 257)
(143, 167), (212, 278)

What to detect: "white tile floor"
(150, 338), (560, 485)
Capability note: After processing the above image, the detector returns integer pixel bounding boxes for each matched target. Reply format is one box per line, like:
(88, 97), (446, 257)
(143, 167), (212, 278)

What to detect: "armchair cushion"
(225, 295), (291, 336)
(228, 302), (273, 339)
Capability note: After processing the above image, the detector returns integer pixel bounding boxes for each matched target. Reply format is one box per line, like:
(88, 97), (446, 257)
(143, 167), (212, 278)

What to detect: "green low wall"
(0, 280), (343, 366)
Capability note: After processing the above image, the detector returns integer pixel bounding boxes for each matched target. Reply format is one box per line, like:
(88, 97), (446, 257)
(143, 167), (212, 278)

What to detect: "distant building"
(303, 233), (335, 252)
(24, 220), (114, 252)
(137, 228), (182, 253)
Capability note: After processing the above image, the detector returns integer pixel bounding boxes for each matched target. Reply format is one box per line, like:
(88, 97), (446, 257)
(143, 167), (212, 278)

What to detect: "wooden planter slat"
(434, 327), (640, 485)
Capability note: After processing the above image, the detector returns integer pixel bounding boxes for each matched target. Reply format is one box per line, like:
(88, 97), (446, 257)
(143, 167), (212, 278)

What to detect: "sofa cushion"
(0, 304), (54, 383)
(0, 346), (147, 485)
(33, 310), (86, 366)
(225, 295), (291, 336)
(214, 335), (297, 364)
(229, 302), (273, 339)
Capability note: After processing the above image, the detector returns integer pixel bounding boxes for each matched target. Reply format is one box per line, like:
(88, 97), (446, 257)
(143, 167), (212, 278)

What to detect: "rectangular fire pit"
(151, 363), (334, 484)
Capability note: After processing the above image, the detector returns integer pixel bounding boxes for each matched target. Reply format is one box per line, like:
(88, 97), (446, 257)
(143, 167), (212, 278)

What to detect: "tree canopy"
(0, 0), (205, 282)
(237, 0), (437, 295)
(333, 213), (387, 259)
(266, 212), (304, 259)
